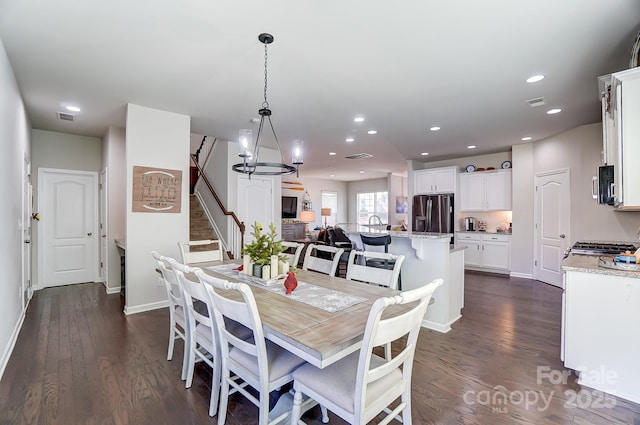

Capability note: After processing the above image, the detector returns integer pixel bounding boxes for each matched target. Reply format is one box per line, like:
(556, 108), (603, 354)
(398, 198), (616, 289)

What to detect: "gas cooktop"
(570, 241), (639, 256)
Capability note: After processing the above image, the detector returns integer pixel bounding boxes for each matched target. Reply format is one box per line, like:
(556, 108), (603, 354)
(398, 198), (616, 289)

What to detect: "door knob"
(559, 234), (566, 238)
(24, 240), (30, 244)
(87, 232), (92, 236)
(101, 234), (106, 238)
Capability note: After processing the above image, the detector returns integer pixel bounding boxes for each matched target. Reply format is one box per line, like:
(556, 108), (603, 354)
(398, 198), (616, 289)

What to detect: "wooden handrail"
(190, 153), (245, 251)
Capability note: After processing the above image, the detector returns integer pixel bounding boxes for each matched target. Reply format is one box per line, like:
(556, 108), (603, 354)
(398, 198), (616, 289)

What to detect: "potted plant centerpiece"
(242, 222), (286, 278)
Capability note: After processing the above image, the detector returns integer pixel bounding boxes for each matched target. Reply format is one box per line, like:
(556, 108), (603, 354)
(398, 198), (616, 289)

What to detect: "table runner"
(205, 264), (366, 313)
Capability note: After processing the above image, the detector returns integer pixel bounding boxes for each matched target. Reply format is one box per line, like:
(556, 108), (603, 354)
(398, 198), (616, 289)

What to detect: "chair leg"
(290, 386), (303, 425)
(320, 405), (329, 423)
(208, 357), (221, 417)
(181, 334), (189, 380)
(167, 323), (175, 361)
(185, 338), (196, 388)
(402, 390), (412, 424)
(217, 372), (230, 425)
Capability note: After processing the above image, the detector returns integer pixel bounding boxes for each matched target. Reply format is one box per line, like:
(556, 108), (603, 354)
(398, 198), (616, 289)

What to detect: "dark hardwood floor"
(1, 272), (639, 425)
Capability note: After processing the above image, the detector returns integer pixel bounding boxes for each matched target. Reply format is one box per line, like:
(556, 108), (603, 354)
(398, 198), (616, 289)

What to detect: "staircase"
(189, 195), (217, 241)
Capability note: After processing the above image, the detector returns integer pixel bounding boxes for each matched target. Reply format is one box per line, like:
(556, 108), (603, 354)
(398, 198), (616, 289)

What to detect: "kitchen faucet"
(369, 215), (382, 225)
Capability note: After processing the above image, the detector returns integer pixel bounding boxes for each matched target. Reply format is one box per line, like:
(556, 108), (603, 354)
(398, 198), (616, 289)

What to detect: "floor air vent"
(345, 152), (373, 160)
(56, 112), (75, 121)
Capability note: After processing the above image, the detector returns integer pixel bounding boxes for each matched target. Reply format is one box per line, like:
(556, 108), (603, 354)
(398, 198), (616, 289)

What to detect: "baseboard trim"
(421, 315), (461, 334)
(105, 286), (121, 295)
(124, 299), (169, 315)
(510, 272), (534, 279)
(0, 308), (26, 381)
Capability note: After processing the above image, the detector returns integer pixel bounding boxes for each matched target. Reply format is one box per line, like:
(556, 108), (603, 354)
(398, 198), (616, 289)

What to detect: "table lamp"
(321, 208), (331, 228)
(299, 210), (316, 236)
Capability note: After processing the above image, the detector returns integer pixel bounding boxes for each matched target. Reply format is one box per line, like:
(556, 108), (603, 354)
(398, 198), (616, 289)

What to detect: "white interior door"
(100, 169), (108, 283)
(237, 176), (274, 243)
(534, 170), (570, 287)
(22, 156), (32, 307)
(39, 169), (98, 288)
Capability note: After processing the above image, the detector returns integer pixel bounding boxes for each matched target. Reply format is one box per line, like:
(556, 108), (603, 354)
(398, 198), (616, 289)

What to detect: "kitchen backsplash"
(459, 211), (512, 233)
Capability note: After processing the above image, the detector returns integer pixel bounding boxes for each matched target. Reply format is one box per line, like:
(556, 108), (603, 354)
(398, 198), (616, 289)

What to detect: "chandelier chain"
(263, 41), (269, 109)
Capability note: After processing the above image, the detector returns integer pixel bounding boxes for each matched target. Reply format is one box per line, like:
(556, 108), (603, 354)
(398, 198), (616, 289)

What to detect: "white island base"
(347, 231), (465, 333)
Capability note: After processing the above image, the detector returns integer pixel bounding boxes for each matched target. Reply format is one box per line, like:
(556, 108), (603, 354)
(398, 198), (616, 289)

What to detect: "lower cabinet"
(281, 222), (306, 241)
(456, 232), (510, 273)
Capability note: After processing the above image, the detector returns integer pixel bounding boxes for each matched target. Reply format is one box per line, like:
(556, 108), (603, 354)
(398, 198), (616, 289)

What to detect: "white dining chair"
(345, 250), (405, 290)
(199, 272), (320, 425)
(290, 279), (443, 425)
(178, 239), (223, 264)
(169, 259), (223, 417)
(280, 241), (304, 268)
(302, 244), (344, 276)
(151, 251), (189, 381)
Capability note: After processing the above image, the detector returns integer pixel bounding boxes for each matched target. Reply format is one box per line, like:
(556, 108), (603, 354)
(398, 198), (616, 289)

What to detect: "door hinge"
(98, 183), (103, 190)
(100, 262), (103, 268)
(535, 260), (538, 266)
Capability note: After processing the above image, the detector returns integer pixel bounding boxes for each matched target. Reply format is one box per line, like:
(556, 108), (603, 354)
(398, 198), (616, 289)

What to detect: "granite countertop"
(343, 226), (451, 240)
(562, 254), (640, 279)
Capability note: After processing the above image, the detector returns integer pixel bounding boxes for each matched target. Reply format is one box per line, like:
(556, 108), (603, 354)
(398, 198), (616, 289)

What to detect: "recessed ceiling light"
(329, 152), (336, 156)
(547, 108), (562, 115)
(66, 105), (81, 112)
(521, 136), (532, 141)
(421, 152), (429, 156)
(330, 174), (335, 177)
(354, 116), (365, 123)
(526, 75), (545, 83)
(359, 170), (365, 174)
(367, 130), (377, 135)
(346, 138), (354, 142)
(467, 145), (476, 149)
(430, 126), (441, 131)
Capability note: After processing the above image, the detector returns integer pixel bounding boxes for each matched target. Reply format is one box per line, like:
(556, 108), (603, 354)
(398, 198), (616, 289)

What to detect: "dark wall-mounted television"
(282, 196), (298, 219)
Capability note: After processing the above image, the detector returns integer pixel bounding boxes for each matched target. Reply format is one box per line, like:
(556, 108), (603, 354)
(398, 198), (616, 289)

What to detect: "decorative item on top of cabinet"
(413, 166), (457, 195)
(459, 169), (511, 211)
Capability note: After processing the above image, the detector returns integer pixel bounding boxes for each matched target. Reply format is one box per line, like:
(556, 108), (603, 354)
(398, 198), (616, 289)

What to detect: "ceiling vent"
(525, 97), (546, 108)
(345, 152), (373, 160)
(56, 112), (75, 121)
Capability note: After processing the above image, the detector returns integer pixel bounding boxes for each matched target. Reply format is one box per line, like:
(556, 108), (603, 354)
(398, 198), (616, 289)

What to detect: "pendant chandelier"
(232, 33), (303, 177)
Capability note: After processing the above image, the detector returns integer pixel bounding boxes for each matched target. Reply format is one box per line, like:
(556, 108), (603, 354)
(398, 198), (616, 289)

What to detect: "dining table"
(193, 260), (406, 369)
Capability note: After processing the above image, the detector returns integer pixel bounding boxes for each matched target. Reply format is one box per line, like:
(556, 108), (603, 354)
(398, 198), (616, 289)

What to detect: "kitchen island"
(561, 254), (640, 404)
(342, 226), (465, 333)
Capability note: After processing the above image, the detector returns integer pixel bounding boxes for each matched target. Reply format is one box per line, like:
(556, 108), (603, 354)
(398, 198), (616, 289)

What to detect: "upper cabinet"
(459, 170), (512, 211)
(413, 166), (457, 195)
(599, 68), (640, 210)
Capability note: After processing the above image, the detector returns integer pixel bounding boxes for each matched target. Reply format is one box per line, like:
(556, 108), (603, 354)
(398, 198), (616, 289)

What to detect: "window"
(321, 191), (337, 227)
(357, 191), (388, 225)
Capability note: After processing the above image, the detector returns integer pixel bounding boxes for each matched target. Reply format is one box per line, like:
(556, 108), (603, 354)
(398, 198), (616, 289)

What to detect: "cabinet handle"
(591, 176), (598, 199)
(491, 237), (498, 240)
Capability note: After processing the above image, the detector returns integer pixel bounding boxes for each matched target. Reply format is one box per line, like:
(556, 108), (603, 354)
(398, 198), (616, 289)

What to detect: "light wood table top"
(194, 260), (403, 368)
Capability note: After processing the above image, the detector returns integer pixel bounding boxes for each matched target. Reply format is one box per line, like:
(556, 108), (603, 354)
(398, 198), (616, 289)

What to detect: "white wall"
(292, 177), (349, 228)
(125, 104), (190, 314)
(0, 37), (31, 379)
(510, 123), (640, 277)
(102, 126), (126, 292)
(31, 129), (103, 288)
(347, 177), (388, 224)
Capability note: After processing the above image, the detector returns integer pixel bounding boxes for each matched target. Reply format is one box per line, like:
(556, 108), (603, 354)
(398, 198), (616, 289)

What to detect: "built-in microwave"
(593, 165), (615, 205)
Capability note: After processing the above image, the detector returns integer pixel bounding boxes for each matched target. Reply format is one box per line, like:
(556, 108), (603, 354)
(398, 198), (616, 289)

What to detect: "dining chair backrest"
(354, 278), (442, 421)
(345, 250), (405, 290)
(359, 234), (392, 253)
(280, 241), (304, 268)
(302, 244), (344, 276)
(178, 239), (223, 264)
(169, 260), (213, 335)
(151, 251), (184, 310)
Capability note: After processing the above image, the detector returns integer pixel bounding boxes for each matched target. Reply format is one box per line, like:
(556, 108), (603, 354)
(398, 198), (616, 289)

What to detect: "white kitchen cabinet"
(456, 232), (510, 273)
(563, 269), (640, 404)
(414, 166), (457, 195)
(599, 68), (640, 210)
(459, 170), (511, 211)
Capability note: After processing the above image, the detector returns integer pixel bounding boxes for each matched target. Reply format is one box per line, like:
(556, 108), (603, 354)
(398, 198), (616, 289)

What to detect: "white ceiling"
(1, 1), (639, 181)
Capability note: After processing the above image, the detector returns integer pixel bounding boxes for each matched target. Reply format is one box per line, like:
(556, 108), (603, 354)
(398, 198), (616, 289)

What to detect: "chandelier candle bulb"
(270, 255), (279, 279)
(239, 129), (252, 158)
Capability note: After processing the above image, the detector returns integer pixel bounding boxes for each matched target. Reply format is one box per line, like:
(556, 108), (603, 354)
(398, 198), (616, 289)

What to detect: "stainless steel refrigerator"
(412, 194), (454, 235)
